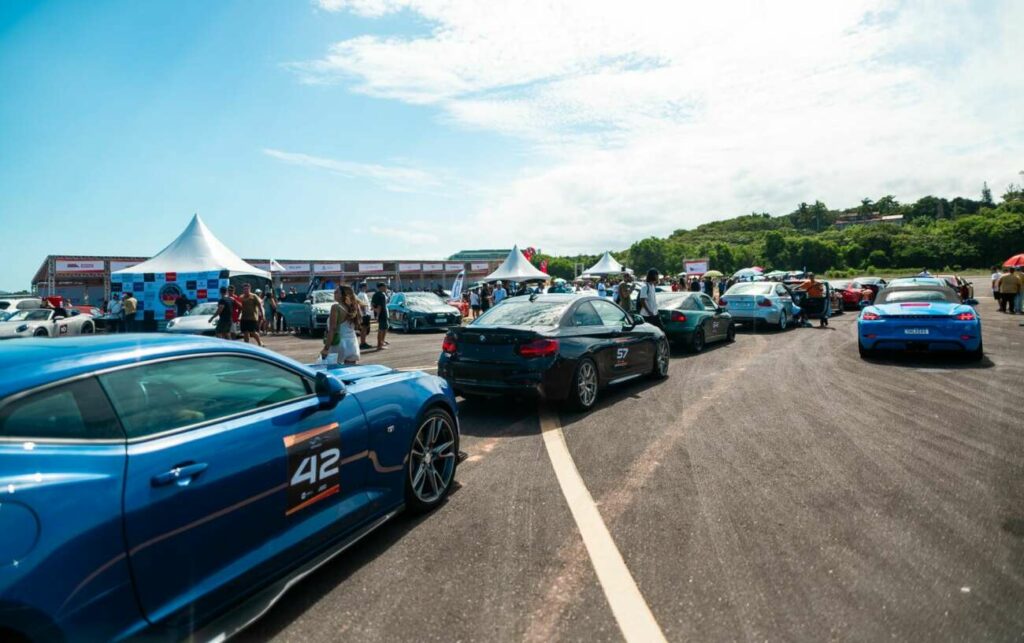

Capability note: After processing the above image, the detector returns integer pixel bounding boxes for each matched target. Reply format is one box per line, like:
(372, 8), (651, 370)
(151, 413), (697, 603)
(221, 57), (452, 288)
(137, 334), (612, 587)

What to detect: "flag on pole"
(450, 270), (465, 301)
(539, 259), (548, 273)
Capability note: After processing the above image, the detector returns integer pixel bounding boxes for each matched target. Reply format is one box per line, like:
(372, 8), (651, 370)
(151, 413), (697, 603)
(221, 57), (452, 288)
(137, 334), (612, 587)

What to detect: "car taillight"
(756, 297), (773, 307)
(956, 312), (975, 321)
(669, 311), (687, 322)
(718, 298), (727, 306)
(516, 338), (559, 358)
(441, 335), (457, 354)
(862, 311), (880, 320)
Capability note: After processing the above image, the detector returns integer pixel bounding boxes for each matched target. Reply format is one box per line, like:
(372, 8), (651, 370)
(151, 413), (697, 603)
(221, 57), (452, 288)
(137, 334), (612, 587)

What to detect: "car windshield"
(5, 309), (51, 322)
(189, 303), (219, 315)
(406, 293), (446, 306)
(727, 283), (773, 295)
(472, 301), (569, 327)
(311, 290), (334, 303)
(877, 289), (959, 304)
(657, 293), (695, 309)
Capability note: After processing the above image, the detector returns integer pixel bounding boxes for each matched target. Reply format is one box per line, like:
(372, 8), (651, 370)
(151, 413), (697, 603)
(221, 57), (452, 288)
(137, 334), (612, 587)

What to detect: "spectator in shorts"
(122, 292), (138, 332)
(321, 285), (361, 365)
(238, 283), (264, 346)
(209, 287), (235, 339)
(372, 282), (390, 350)
(470, 288), (481, 318)
(356, 282), (372, 349)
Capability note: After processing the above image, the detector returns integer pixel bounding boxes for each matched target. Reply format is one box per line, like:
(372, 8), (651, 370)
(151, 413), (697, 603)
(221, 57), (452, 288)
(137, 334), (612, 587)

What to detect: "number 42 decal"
(290, 448), (340, 486)
(284, 423), (342, 516)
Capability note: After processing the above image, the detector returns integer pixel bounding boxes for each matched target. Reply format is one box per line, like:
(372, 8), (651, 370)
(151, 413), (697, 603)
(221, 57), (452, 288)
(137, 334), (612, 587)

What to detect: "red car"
(937, 274), (974, 301)
(829, 280), (864, 310)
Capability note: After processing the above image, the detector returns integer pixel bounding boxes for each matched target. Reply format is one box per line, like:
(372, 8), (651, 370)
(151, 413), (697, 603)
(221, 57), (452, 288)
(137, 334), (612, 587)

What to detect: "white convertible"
(0, 307), (95, 339)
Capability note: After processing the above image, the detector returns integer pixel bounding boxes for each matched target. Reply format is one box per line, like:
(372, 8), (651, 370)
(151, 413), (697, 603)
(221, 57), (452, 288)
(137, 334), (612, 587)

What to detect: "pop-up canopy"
(583, 251), (625, 276)
(483, 245), (549, 283)
(112, 214), (269, 279)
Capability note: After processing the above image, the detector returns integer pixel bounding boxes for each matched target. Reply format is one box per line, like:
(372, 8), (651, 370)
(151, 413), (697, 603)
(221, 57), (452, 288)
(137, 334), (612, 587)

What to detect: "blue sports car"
(0, 335), (461, 642)
(858, 285), (982, 359)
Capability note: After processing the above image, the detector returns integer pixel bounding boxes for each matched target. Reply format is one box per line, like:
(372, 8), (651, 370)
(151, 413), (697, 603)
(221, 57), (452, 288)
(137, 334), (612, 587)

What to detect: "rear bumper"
(859, 324), (981, 352)
(726, 308), (781, 324)
(437, 358), (572, 400)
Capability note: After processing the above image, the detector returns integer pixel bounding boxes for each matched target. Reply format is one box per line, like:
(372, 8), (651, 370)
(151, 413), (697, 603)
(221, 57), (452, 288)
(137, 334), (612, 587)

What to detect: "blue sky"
(1, 0), (1021, 290)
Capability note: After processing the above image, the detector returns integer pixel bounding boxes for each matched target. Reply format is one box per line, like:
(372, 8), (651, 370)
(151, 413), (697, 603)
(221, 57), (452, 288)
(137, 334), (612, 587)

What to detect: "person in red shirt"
(227, 284), (243, 337)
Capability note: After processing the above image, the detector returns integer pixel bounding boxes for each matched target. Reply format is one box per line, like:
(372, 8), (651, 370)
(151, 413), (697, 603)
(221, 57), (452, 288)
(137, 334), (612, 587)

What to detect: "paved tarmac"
(239, 284), (1024, 642)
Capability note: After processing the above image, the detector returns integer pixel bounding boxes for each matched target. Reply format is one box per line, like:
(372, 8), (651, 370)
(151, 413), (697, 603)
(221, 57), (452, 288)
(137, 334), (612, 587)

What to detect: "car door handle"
(152, 462), (208, 487)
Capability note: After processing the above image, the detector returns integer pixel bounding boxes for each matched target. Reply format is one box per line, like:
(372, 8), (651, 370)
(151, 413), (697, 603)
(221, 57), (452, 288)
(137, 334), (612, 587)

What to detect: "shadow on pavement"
(860, 351), (995, 369)
(455, 397), (541, 438)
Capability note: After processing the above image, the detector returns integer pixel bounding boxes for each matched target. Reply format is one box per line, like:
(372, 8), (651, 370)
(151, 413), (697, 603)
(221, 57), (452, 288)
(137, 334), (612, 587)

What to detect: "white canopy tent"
(583, 251), (626, 276)
(482, 245), (549, 283)
(112, 214), (270, 279)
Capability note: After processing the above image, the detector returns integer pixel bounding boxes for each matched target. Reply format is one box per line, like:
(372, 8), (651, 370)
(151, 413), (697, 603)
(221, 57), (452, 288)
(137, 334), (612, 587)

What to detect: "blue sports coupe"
(0, 335), (461, 642)
(858, 285), (982, 359)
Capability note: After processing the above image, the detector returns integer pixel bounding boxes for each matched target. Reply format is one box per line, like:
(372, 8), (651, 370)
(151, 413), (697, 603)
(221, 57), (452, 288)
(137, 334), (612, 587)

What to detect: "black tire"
(967, 341), (983, 362)
(777, 311), (789, 331)
(689, 328), (705, 353)
(858, 342), (873, 359)
(726, 323), (736, 342)
(33, 328), (48, 337)
(82, 322), (94, 334)
(405, 407), (459, 514)
(650, 338), (670, 379)
(567, 357), (599, 411)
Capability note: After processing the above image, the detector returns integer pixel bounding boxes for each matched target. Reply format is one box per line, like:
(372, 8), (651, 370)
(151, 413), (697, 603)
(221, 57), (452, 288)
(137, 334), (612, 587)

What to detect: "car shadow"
(861, 351), (995, 369)
(455, 397), (541, 438)
(669, 340), (732, 358)
(233, 489), (463, 642)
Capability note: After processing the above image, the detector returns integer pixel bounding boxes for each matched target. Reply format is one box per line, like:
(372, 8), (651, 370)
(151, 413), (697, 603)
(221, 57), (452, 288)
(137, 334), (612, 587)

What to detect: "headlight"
(16, 324), (28, 333)
(167, 320), (176, 328)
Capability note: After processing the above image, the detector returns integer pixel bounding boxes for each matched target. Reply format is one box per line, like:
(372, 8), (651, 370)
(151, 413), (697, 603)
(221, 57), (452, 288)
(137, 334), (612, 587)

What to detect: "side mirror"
(632, 314), (645, 326)
(314, 372), (346, 409)
(964, 298), (979, 306)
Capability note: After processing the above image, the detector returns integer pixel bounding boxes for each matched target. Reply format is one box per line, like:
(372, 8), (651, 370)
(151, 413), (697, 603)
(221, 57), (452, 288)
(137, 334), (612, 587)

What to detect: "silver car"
(0, 307), (95, 339)
(164, 302), (221, 335)
(720, 282), (801, 330)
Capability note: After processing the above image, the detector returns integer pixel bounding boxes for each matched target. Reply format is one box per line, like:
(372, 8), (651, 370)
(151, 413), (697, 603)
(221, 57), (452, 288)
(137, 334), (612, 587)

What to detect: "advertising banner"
(444, 263), (463, 271)
(683, 259), (710, 275)
(110, 270), (228, 321)
(422, 263), (443, 271)
(279, 262), (310, 273)
(398, 263), (421, 272)
(313, 263), (341, 274)
(109, 260), (142, 272)
(450, 271), (465, 301)
(56, 260), (104, 273)
(470, 262), (490, 271)
(358, 263), (385, 273)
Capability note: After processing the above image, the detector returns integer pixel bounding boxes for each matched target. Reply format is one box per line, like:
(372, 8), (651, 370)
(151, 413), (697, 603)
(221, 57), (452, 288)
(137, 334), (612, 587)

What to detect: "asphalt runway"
(239, 285), (1024, 642)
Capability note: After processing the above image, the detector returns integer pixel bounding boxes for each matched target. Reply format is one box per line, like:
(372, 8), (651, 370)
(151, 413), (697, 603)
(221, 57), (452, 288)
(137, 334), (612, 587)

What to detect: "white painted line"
(539, 407), (668, 643)
(395, 365), (438, 372)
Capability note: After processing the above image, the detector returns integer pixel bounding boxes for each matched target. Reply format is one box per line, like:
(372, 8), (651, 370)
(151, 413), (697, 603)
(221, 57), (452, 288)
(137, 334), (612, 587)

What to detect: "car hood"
(309, 363), (395, 383)
(168, 316), (215, 329)
(406, 303), (460, 314)
(870, 302), (968, 317)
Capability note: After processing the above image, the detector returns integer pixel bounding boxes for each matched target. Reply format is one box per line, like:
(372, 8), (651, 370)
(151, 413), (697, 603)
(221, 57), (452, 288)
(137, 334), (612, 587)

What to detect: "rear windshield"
(406, 293), (445, 306)
(726, 283), (772, 295)
(657, 293), (695, 309)
(877, 289), (959, 304)
(472, 301), (568, 327)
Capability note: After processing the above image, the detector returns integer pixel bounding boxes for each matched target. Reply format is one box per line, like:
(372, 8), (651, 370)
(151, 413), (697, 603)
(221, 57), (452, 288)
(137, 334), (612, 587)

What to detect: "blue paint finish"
(0, 335), (459, 640)
(858, 300), (982, 353)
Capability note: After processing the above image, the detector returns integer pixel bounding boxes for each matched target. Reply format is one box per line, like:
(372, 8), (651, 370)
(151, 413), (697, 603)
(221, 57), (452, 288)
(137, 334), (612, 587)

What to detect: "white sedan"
(0, 308), (95, 339)
(164, 302), (223, 336)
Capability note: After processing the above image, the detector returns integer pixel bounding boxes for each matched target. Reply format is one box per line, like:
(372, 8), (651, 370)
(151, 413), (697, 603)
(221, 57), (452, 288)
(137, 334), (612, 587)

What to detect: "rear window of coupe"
(473, 301), (568, 327)
(726, 283), (773, 296)
(876, 289), (959, 304)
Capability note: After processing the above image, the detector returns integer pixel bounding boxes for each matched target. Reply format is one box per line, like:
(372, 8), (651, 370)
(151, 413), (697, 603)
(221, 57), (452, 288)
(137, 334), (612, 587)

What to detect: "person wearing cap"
(636, 268), (662, 328)
(493, 281), (508, 304)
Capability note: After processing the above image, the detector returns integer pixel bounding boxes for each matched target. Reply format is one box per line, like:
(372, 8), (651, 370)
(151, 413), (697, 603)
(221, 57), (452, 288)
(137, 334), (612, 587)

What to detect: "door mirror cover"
(315, 372), (346, 409)
(632, 314), (645, 326)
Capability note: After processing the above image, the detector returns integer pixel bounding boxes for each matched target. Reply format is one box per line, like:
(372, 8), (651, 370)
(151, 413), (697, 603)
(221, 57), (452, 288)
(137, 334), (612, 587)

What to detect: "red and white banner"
(357, 263), (385, 273)
(683, 259), (710, 275)
(56, 260), (105, 273)
(398, 263), (421, 271)
(313, 263), (341, 274)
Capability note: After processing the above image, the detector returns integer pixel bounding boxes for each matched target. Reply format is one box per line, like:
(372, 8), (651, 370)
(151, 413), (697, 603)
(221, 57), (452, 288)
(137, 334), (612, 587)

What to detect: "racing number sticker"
(59, 324), (68, 335)
(614, 347), (629, 367)
(283, 422), (341, 516)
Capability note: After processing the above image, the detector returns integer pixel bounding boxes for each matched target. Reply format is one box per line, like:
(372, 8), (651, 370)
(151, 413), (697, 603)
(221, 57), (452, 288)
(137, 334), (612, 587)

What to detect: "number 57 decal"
(284, 423), (342, 516)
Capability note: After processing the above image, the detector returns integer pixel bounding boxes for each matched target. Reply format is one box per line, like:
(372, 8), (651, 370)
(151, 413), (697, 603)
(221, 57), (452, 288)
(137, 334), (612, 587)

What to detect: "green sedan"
(656, 292), (735, 352)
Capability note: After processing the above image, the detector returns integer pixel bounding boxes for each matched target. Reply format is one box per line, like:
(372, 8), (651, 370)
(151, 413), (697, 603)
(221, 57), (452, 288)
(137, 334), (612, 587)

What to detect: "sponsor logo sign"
(358, 263), (385, 273)
(313, 263), (341, 274)
(55, 260), (104, 273)
(398, 263), (422, 271)
(445, 263), (463, 271)
(470, 262), (490, 271)
(159, 283), (182, 307)
(683, 259), (710, 275)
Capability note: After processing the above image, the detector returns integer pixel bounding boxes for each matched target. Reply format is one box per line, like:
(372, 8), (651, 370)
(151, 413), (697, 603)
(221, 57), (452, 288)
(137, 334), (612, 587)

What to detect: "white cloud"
(263, 148), (441, 193)
(298, 0), (1024, 255)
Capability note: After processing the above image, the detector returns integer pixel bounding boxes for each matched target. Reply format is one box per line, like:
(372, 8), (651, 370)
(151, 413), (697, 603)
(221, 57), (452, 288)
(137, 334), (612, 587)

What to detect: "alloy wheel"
(656, 339), (670, 375)
(577, 360), (598, 407)
(409, 414), (457, 504)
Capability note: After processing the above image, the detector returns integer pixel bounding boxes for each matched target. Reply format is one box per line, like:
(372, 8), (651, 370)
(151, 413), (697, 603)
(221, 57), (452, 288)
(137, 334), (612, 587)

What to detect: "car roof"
(0, 334), (309, 400)
(502, 293), (584, 302)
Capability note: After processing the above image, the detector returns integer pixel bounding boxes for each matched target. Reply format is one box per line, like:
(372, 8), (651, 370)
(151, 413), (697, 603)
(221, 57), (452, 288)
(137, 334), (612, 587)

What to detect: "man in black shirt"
(208, 287), (235, 339)
(174, 292), (191, 318)
(371, 282), (389, 350)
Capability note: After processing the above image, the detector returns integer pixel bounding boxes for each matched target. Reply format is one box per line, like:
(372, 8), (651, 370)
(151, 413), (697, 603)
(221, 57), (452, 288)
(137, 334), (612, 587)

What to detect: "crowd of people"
(991, 265), (1024, 314)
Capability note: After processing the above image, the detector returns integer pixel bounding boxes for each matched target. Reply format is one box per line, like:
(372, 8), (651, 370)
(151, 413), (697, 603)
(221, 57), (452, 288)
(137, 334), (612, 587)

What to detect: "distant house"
(833, 213), (904, 230)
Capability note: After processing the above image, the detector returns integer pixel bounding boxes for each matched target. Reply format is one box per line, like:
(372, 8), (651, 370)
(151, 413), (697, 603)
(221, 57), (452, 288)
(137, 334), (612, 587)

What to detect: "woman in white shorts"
(320, 285), (361, 365)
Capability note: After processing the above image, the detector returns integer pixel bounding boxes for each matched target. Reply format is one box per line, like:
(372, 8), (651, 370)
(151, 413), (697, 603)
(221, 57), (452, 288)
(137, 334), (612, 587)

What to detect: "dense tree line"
(533, 184), (1024, 279)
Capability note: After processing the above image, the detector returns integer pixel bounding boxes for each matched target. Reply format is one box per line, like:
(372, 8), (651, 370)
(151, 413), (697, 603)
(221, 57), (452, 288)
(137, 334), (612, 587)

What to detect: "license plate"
(904, 328), (929, 335)
(435, 316), (447, 323)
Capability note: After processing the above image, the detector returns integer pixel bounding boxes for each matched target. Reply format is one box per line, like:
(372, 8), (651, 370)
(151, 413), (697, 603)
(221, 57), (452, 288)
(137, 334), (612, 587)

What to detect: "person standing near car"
(493, 281), (508, 305)
(209, 287), (235, 339)
(321, 285), (361, 365)
(637, 269), (662, 328)
(990, 266), (1002, 301)
(238, 284), (264, 346)
(997, 267), (1019, 313)
(616, 274), (633, 311)
(174, 292), (190, 318)
(356, 282), (373, 349)
(470, 288), (481, 318)
(122, 292), (138, 332)
(372, 282), (390, 350)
